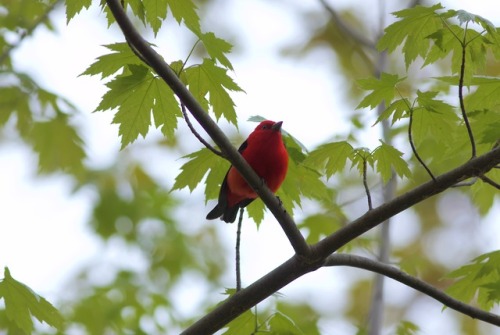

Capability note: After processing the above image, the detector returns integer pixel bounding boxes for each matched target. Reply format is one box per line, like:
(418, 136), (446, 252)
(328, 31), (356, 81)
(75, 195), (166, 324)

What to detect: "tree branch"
(325, 254), (500, 326)
(312, 147), (500, 259)
(0, 0), (61, 66)
(183, 147), (500, 334)
(318, 0), (376, 50)
(105, 0), (310, 257)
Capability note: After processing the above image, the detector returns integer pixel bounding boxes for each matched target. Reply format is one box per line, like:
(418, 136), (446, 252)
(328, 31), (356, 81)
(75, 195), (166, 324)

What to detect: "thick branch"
(325, 254), (500, 326)
(311, 147), (500, 258)
(105, 0), (310, 256)
(184, 148), (500, 334)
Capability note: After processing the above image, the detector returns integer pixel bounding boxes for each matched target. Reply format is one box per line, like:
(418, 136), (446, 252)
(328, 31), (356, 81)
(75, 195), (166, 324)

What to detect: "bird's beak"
(272, 121), (283, 132)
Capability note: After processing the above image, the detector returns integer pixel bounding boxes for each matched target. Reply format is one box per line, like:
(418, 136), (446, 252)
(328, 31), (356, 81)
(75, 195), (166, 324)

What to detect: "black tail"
(206, 199), (254, 223)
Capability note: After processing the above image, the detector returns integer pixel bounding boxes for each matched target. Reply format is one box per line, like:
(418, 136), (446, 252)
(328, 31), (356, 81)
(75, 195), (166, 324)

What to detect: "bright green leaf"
(396, 320), (420, 335)
(356, 73), (406, 109)
(268, 311), (304, 334)
(375, 98), (411, 125)
(143, 0), (167, 35)
(0, 267), (64, 333)
(172, 148), (223, 193)
(81, 43), (143, 79)
(221, 309), (256, 335)
(377, 4), (444, 68)
(305, 141), (354, 179)
(445, 251), (500, 311)
(372, 141), (411, 183)
(65, 0), (92, 24)
(167, 0), (201, 34)
(200, 32), (234, 70)
(29, 115), (85, 175)
(96, 65), (181, 148)
(185, 59), (243, 125)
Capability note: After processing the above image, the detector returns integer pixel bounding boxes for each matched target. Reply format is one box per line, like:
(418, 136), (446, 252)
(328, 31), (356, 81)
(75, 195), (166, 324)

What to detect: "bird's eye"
(261, 124), (270, 129)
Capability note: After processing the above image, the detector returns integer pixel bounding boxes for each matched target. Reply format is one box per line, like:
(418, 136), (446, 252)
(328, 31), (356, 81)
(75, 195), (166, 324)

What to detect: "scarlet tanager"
(206, 120), (289, 223)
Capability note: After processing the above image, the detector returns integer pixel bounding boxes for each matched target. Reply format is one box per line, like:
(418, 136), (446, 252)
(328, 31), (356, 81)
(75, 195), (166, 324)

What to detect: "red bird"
(206, 120), (289, 223)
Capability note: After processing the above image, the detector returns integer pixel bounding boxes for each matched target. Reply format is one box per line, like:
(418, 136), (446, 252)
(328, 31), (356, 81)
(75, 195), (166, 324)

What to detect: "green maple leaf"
(445, 251), (500, 311)
(267, 312), (304, 334)
(167, 0), (201, 34)
(0, 267), (64, 333)
(199, 32), (234, 70)
(96, 65), (181, 148)
(396, 320), (420, 335)
(172, 148), (227, 195)
(65, 0), (92, 23)
(453, 9), (496, 34)
(221, 309), (256, 334)
(143, 0), (168, 35)
(465, 77), (500, 112)
(375, 98), (411, 125)
(350, 148), (374, 176)
(142, 0), (200, 35)
(356, 73), (406, 109)
(185, 59), (243, 125)
(305, 141), (354, 179)
(81, 43), (143, 79)
(30, 114), (85, 175)
(425, 26), (486, 83)
(372, 141), (411, 183)
(378, 4), (444, 68)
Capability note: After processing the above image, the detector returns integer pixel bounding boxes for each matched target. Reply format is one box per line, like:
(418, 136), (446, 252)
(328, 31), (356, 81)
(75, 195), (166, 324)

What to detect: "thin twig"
(481, 175), (500, 189)
(0, 0), (61, 65)
(325, 254), (500, 326)
(362, 158), (373, 210)
(409, 109), (436, 181)
(236, 208), (244, 292)
(458, 23), (476, 158)
(181, 103), (224, 157)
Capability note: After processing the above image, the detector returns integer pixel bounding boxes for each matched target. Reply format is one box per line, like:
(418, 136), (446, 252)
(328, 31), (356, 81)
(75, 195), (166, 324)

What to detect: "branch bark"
(183, 148), (500, 334)
(325, 254), (500, 326)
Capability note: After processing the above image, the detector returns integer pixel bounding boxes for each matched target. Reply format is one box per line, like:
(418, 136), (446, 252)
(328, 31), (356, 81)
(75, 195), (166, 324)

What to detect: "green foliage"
(445, 251), (500, 311)
(305, 140), (410, 184)
(356, 73), (406, 109)
(184, 59), (243, 125)
(395, 320), (420, 335)
(378, 4), (445, 68)
(65, 0), (92, 23)
(0, 267), (64, 334)
(94, 64), (182, 148)
(222, 309), (305, 334)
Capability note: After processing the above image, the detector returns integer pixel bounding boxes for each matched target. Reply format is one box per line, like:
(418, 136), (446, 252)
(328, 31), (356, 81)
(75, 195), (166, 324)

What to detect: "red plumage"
(206, 120), (289, 223)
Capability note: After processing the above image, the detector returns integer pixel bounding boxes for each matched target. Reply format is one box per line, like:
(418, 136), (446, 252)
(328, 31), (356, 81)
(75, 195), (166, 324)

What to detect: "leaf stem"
(362, 157), (373, 210)
(408, 109), (436, 181)
(180, 103), (224, 157)
(236, 208), (244, 292)
(458, 22), (476, 158)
